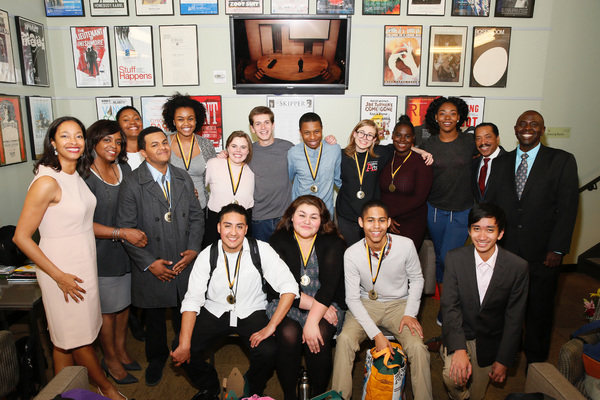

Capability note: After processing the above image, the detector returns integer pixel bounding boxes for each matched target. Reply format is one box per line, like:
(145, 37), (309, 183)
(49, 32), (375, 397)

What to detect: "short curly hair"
(424, 96), (469, 135)
(162, 93), (206, 134)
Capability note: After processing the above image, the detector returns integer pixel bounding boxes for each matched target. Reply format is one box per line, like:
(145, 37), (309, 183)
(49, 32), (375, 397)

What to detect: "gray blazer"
(116, 161), (204, 308)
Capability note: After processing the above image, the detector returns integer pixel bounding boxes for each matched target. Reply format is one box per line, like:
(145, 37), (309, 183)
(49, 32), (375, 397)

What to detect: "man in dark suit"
(442, 203), (528, 400)
(472, 122), (506, 203)
(486, 110), (579, 364)
(117, 126), (204, 385)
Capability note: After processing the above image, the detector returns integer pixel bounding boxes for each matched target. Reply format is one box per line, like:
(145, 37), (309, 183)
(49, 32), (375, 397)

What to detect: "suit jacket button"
(155, 217), (160, 222)
(156, 237), (161, 241)
(518, 224), (522, 228)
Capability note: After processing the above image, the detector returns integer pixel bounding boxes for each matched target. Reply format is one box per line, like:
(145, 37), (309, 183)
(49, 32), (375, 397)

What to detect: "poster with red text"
(115, 26), (154, 87)
(70, 26), (112, 87)
(404, 95), (439, 145)
(459, 96), (485, 133)
(191, 95), (223, 150)
(360, 95), (397, 145)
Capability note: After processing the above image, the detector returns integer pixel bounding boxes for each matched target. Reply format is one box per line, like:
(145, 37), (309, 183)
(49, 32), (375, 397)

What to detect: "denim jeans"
(251, 217), (281, 242)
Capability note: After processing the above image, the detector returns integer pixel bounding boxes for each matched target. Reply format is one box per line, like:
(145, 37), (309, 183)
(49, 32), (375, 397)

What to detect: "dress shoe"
(122, 360), (142, 371)
(190, 389), (220, 400)
(145, 360), (165, 386)
(100, 358), (138, 385)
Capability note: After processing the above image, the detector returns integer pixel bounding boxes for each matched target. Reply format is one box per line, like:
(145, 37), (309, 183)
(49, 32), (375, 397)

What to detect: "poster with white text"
(90, 0), (129, 16)
(115, 26), (155, 87)
(459, 96), (485, 133)
(16, 17), (49, 87)
(159, 25), (198, 86)
(266, 96), (314, 145)
(96, 97), (133, 121)
(141, 96), (169, 132)
(0, 10), (16, 84)
(384, 25), (422, 86)
(470, 27), (511, 88)
(360, 96), (398, 145)
(191, 95), (223, 149)
(226, 0), (263, 14)
(70, 26), (112, 87)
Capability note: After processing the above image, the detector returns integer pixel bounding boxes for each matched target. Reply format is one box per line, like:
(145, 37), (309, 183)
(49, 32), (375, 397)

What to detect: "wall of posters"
(451, 0), (490, 16)
(25, 96), (53, 159)
(96, 97), (133, 121)
(459, 96), (485, 132)
(135, 0), (174, 15)
(495, 0), (534, 18)
(159, 25), (198, 86)
(317, 0), (354, 14)
(363, 0), (400, 15)
(0, 96), (27, 166)
(115, 26), (154, 87)
(15, 17), (49, 87)
(266, 96), (314, 145)
(360, 96), (397, 144)
(470, 26), (511, 87)
(407, 0), (445, 16)
(191, 95), (223, 149)
(225, 0), (263, 14)
(71, 26), (112, 87)
(405, 95), (439, 144)
(427, 25), (467, 87)
(180, 0), (218, 15)
(141, 96), (169, 132)
(0, 10), (16, 84)
(271, 0), (308, 14)
(45, 0), (85, 17)
(384, 25), (422, 87)
(89, 0), (129, 16)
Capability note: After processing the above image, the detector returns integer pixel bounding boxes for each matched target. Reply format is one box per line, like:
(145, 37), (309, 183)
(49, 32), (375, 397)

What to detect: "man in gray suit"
(441, 203), (528, 400)
(117, 126), (204, 386)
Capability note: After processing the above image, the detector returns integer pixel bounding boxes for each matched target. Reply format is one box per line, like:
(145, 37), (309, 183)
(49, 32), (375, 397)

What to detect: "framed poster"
(180, 0), (218, 14)
(470, 27), (511, 88)
(363, 0), (400, 15)
(141, 96), (169, 131)
(225, 0), (262, 14)
(190, 95), (223, 149)
(15, 17), (49, 87)
(135, 0), (174, 15)
(115, 26), (155, 87)
(159, 25), (198, 86)
(271, 0), (308, 14)
(317, 0), (354, 14)
(266, 96), (314, 145)
(96, 96), (133, 121)
(89, 0), (129, 16)
(25, 96), (53, 160)
(495, 0), (534, 18)
(405, 95), (439, 144)
(45, 0), (85, 17)
(427, 26), (468, 87)
(384, 25), (422, 87)
(0, 95), (27, 166)
(360, 96), (397, 144)
(459, 96), (484, 132)
(70, 26), (113, 87)
(451, 0), (489, 16)
(407, 0), (445, 16)
(0, 10), (17, 84)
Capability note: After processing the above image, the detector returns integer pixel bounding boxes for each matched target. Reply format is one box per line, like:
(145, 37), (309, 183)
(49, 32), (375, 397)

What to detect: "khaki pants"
(442, 340), (492, 400)
(332, 298), (432, 400)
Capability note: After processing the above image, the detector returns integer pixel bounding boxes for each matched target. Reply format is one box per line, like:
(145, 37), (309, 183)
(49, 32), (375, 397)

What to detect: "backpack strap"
(208, 238), (265, 291)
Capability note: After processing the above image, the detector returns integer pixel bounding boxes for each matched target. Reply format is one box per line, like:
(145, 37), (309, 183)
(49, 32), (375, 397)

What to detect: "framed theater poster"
(384, 25), (422, 86)
(360, 95), (397, 145)
(15, 17), (49, 87)
(135, 0), (174, 15)
(459, 96), (485, 132)
(191, 95), (223, 149)
(141, 96), (169, 131)
(159, 25), (198, 86)
(405, 95), (439, 144)
(451, 0), (489, 16)
(89, 0), (129, 16)
(0, 10), (16, 84)
(495, 0), (534, 18)
(70, 26), (113, 87)
(363, 0), (400, 15)
(271, 0), (308, 14)
(470, 26), (511, 87)
(407, 0), (445, 16)
(115, 25), (155, 87)
(180, 0), (218, 15)
(96, 96), (133, 121)
(45, 0), (85, 17)
(317, 0), (354, 14)
(225, 0), (263, 14)
(0, 95), (27, 166)
(427, 25), (467, 87)
(25, 96), (53, 159)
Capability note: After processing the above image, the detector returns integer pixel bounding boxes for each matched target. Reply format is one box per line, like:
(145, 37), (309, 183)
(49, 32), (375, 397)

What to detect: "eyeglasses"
(356, 130), (376, 140)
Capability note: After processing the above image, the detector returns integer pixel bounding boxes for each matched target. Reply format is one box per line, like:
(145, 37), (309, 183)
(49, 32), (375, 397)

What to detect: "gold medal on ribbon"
(232, 199), (239, 205)
(164, 211), (172, 222)
(175, 133), (195, 171)
(226, 294), (236, 305)
(388, 151), (412, 193)
(160, 177), (172, 223)
(368, 290), (378, 300)
(224, 249), (242, 307)
(310, 185), (318, 193)
(227, 159), (244, 203)
(365, 236), (387, 302)
(295, 232), (317, 289)
(300, 275), (311, 286)
(389, 184), (396, 193)
(356, 190), (365, 199)
(304, 144), (322, 194)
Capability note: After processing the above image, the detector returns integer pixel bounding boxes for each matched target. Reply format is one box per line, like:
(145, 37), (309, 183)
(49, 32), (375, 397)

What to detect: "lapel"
(520, 144), (547, 200)
(505, 150), (520, 202)
(169, 165), (185, 211)
(138, 161), (169, 210)
(480, 246), (505, 310)
(463, 247), (482, 306)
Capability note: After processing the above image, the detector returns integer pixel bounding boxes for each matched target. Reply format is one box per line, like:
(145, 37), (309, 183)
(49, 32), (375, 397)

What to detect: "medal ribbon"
(160, 175), (171, 209)
(223, 249), (242, 294)
(354, 152), (369, 188)
(365, 235), (388, 287)
(303, 144), (323, 183)
(390, 151), (412, 182)
(175, 133), (195, 171)
(294, 232), (317, 285)
(227, 158), (244, 197)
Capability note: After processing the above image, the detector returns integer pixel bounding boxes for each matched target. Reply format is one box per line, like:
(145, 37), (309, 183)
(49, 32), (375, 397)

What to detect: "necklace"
(92, 162), (120, 202)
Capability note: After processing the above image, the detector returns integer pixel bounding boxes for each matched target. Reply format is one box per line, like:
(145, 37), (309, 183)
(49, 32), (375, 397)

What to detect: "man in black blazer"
(471, 122), (506, 203)
(486, 110), (579, 363)
(442, 203), (528, 400)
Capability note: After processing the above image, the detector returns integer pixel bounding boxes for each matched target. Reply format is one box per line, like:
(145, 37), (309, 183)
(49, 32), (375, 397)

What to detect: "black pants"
(275, 317), (337, 400)
(176, 308), (277, 396)
(145, 305), (182, 365)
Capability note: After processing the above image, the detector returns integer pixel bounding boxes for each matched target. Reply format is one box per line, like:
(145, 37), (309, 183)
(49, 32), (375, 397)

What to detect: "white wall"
(0, 0), (598, 261)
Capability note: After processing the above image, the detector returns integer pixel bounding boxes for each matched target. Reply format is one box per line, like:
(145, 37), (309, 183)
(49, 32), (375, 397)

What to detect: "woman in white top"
(116, 106), (144, 170)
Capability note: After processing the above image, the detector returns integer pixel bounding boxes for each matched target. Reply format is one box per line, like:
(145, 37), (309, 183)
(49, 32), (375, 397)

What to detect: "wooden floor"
(26, 271), (600, 399)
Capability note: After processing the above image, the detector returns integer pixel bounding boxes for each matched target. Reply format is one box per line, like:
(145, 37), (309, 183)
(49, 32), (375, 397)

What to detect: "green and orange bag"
(361, 342), (407, 400)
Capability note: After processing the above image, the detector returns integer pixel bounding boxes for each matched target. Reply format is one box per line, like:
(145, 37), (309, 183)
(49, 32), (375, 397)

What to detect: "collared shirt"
(474, 245), (498, 304)
(515, 143), (541, 177)
(288, 141), (342, 217)
(477, 146), (502, 185)
(181, 238), (299, 319)
(146, 162), (171, 186)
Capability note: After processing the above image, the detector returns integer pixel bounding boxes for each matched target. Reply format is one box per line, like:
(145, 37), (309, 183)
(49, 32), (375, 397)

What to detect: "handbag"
(361, 342), (407, 400)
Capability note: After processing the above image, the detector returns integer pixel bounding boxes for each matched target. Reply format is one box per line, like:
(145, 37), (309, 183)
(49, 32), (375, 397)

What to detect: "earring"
(53, 147), (58, 155)
(91, 149), (97, 158)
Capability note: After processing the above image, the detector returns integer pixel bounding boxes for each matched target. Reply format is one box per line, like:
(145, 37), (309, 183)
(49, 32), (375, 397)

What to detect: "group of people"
(12, 93), (578, 400)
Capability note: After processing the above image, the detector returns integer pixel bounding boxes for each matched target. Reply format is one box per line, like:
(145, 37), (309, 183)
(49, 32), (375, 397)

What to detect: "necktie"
(478, 157), (490, 196)
(516, 153), (529, 199)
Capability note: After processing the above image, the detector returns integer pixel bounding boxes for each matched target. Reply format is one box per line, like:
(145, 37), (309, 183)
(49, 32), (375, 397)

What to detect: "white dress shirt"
(474, 245), (498, 304)
(477, 146), (502, 185)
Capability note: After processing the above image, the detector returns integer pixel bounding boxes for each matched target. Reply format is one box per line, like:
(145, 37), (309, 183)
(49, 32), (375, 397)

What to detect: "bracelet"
(112, 227), (120, 242)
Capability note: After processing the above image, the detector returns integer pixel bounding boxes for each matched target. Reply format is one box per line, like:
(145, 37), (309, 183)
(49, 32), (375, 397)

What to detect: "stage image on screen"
(230, 16), (350, 94)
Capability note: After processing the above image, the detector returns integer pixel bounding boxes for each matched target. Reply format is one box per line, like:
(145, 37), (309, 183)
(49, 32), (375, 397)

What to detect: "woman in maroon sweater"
(379, 115), (433, 250)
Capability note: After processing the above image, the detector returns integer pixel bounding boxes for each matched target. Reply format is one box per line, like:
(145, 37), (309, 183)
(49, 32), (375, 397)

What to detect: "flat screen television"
(229, 15), (351, 95)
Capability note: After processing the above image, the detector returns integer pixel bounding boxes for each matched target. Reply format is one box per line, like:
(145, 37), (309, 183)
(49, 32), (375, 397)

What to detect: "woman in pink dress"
(14, 117), (129, 400)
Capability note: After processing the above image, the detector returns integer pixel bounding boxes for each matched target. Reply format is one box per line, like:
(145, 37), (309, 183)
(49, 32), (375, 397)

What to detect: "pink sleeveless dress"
(32, 165), (102, 350)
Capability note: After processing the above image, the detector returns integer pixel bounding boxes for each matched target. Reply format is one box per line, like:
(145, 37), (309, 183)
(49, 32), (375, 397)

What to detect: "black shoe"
(101, 358), (139, 385)
(129, 313), (146, 342)
(122, 360), (142, 371)
(424, 336), (443, 353)
(191, 389), (220, 400)
(145, 360), (165, 386)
